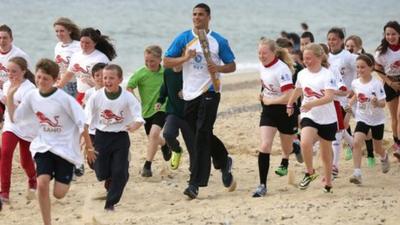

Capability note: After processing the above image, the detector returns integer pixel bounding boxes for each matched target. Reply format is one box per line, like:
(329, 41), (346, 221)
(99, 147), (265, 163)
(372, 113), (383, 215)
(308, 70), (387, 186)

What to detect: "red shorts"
(334, 100), (344, 130)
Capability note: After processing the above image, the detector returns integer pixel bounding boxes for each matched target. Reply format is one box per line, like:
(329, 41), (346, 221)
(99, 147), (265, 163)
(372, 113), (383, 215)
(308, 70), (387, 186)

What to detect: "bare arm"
(5, 84), (20, 123)
(82, 125), (96, 164)
(302, 89), (335, 111)
(127, 121), (143, 132)
(262, 89), (293, 105)
(163, 49), (196, 68)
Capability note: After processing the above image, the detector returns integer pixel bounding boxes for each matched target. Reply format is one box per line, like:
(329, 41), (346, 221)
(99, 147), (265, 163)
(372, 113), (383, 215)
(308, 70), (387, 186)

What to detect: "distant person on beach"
(287, 43), (337, 193)
(164, 3), (237, 199)
(0, 57), (36, 203)
(85, 64), (144, 211)
(301, 23), (309, 32)
(0, 24), (31, 121)
(327, 27), (358, 177)
(252, 38), (300, 197)
(155, 66), (194, 170)
(374, 21), (400, 162)
(6, 58), (92, 225)
(57, 27), (115, 105)
(53, 17), (81, 98)
(127, 45), (171, 177)
(347, 54), (390, 185)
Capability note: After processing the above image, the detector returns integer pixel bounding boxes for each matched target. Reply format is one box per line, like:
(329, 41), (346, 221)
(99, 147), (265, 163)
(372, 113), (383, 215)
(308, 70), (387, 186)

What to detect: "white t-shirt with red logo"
(2, 79), (37, 141)
(375, 48), (400, 76)
(351, 77), (386, 126)
(259, 59), (294, 100)
(14, 89), (85, 166)
(67, 49), (109, 93)
(85, 87), (145, 133)
(328, 50), (357, 91)
(83, 87), (99, 135)
(296, 67), (337, 124)
(54, 40), (80, 80)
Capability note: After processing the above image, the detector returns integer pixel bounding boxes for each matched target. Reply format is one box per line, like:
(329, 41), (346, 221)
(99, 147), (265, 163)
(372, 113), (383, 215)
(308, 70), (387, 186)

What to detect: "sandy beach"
(1, 72), (399, 225)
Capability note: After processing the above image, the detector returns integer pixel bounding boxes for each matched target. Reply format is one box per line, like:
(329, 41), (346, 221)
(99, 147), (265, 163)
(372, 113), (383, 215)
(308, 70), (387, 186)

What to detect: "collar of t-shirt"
(264, 57), (278, 68)
(40, 87), (58, 97)
(330, 49), (343, 55)
(389, 44), (400, 51)
(105, 86), (122, 100)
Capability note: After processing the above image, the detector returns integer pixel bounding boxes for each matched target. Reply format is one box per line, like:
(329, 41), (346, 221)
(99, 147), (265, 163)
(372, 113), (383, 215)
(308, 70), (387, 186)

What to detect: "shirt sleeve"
(128, 94), (145, 123)
(278, 67), (294, 92)
(14, 91), (34, 122)
(65, 94), (86, 134)
(84, 92), (96, 127)
(295, 70), (303, 89)
(165, 33), (186, 58)
(374, 51), (384, 66)
(375, 80), (386, 101)
(127, 71), (140, 89)
(324, 70), (337, 90)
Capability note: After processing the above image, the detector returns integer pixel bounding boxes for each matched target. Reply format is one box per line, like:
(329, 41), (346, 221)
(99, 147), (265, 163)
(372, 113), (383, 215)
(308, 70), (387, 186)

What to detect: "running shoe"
(183, 184), (198, 199)
(252, 184), (267, 198)
(332, 165), (339, 178)
(141, 166), (153, 177)
(161, 144), (172, 161)
(74, 164), (85, 177)
(221, 157), (236, 192)
(349, 174), (362, 185)
(344, 145), (353, 161)
(292, 140), (304, 163)
(323, 185), (333, 193)
(104, 204), (115, 211)
(170, 148), (182, 170)
(299, 172), (318, 190)
(381, 154), (390, 174)
(367, 157), (376, 168)
(275, 165), (288, 176)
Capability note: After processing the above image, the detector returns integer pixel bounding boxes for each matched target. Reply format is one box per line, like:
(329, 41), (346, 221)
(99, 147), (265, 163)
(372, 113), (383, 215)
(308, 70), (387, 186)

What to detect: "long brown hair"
(8, 57), (35, 85)
(53, 17), (81, 41)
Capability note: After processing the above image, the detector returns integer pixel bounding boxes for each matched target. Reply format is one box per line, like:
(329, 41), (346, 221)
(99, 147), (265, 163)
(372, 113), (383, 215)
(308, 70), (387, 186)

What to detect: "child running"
(0, 57), (36, 203)
(6, 58), (92, 225)
(85, 64), (144, 210)
(347, 54), (390, 185)
(287, 43), (337, 193)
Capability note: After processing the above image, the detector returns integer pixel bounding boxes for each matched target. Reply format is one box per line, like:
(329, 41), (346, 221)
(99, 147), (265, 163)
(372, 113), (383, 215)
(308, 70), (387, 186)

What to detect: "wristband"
(286, 104), (294, 109)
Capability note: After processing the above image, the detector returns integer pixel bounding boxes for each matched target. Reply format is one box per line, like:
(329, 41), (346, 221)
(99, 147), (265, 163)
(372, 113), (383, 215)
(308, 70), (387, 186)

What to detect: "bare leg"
(352, 132), (366, 169)
(37, 175), (52, 225)
(300, 127), (318, 174)
(319, 138), (333, 187)
(146, 125), (166, 161)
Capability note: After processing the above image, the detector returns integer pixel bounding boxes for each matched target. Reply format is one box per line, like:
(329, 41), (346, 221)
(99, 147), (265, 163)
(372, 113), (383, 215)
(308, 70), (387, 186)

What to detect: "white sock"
(343, 130), (353, 147)
(354, 168), (362, 176)
(332, 132), (343, 167)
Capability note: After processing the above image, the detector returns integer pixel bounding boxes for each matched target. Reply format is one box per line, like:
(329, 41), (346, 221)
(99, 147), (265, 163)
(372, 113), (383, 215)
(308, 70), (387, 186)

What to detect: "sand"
(1, 72), (399, 225)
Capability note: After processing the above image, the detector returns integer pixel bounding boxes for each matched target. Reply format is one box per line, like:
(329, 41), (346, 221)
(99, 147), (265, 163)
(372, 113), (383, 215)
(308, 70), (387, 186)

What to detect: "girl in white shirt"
(374, 21), (400, 162)
(53, 17), (81, 97)
(348, 54), (389, 185)
(287, 43), (337, 193)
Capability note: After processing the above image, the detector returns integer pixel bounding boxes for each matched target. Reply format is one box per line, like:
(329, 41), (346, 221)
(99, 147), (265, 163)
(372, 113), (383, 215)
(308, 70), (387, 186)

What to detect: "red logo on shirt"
(55, 55), (70, 65)
(357, 93), (369, 103)
(390, 60), (400, 71)
(36, 112), (61, 128)
(72, 64), (89, 74)
(101, 109), (124, 122)
(304, 87), (324, 99)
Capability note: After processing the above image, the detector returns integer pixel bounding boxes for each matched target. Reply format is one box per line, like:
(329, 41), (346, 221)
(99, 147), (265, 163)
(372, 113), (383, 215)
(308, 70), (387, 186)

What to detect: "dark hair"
(280, 31), (288, 39)
(356, 53), (375, 67)
(287, 32), (300, 46)
(8, 57), (35, 85)
(91, 62), (107, 77)
(301, 31), (314, 43)
(104, 64), (123, 79)
(276, 38), (293, 49)
(0, 24), (13, 39)
(36, 58), (60, 80)
(53, 17), (81, 41)
(377, 21), (400, 56)
(80, 27), (116, 61)
(327, 27), (345, 40)
(194, 3), (211, 15)
(301, 22), (309, 31)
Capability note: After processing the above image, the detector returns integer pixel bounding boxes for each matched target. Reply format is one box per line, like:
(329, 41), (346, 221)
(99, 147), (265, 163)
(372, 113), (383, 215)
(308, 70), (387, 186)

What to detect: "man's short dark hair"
(301, 31), (315, 43)
(194, 3), (211, 15)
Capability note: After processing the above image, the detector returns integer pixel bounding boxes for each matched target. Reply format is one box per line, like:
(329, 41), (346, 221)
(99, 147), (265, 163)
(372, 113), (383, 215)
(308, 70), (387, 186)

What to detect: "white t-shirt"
(67, 49), (109, 93)
(375, 48), (400, 76)
(54, 40), (80, 80)
(351, 77), (386, 126)
(259, 59), (293, 99)
(296, 67), (337, 124)
(85, 87), (145, 133)
(2, 79), (37, 141)
(83, 87), (99, 135)
(14, 89), (85, 166)
(328, 49), (357, 90)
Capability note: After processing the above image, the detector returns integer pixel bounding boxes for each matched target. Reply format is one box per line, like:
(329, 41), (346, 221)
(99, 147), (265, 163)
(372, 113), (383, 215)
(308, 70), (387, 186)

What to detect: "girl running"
(287, 43), (337, 193)
(252, 38), (297, 197)
(0, 57), (36, 203)
(348, 54), (390, 185)
(374, 21), (400, 162)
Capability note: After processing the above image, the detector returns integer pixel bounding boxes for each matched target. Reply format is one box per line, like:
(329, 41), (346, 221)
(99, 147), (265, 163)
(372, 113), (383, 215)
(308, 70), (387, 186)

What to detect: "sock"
(280, 158), (289, 168)
(332, 132), (342, 167)
(342, 130), (353, 147)
(144, 161), (152, 169)
(258, 152), (270, 186)
(354, 168), (362, 176)
(365, 139), (374, 158)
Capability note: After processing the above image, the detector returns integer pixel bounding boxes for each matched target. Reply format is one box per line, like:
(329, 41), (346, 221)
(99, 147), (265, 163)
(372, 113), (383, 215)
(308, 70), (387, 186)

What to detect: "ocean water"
(0, 0), (399, 77)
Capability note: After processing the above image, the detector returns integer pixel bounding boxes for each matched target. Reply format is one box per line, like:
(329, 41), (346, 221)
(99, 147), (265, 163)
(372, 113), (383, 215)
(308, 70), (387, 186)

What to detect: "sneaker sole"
(349, 177), (362, 185)
(275, 171), (288, 177)
(183, 189), (197, 199)
(227, 179), (237, 192)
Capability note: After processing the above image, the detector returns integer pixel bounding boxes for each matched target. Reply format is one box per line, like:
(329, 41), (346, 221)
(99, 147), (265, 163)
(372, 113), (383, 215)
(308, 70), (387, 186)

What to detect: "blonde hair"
(304, 43), (329, 68)
(144, 45), (162, 59)
(258, 38), (295, 74)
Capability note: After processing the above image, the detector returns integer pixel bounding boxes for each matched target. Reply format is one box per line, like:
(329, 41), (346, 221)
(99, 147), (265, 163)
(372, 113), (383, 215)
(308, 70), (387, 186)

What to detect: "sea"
(0, 0), (399, 78)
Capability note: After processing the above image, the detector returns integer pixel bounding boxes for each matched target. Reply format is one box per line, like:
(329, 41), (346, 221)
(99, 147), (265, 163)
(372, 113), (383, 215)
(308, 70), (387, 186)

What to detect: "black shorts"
(34, 151), (74, 185)
(300, 118), (337, 141)
(260, 104), (297, 135)
(144, 111), (166, 135)
(355, 121), (384, 140)
(384, 83), (400, 102)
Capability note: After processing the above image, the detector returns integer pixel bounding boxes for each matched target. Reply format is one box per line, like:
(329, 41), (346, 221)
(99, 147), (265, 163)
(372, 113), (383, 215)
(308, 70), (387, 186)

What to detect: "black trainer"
(74, 164), (85, 177)
(161, 144), (172, 161)
(183, 184), (198, 199)
(221, 157), (236, 191)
